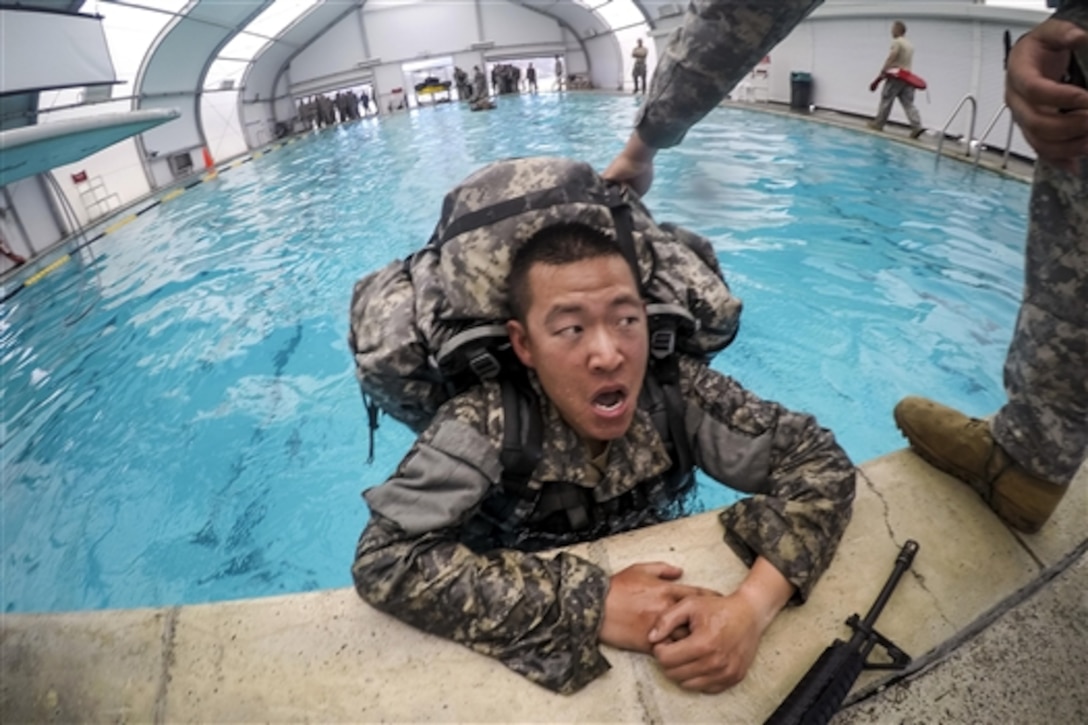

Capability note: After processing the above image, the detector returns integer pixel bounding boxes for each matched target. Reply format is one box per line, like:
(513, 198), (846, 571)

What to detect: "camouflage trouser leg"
(992, 159), (1088, 485)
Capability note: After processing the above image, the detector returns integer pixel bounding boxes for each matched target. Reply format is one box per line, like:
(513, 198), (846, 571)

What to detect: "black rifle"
(764, 539), (919, 725)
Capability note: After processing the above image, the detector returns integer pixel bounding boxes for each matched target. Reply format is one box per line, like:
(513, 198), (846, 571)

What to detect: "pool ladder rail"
(935, 94), (1018, 171)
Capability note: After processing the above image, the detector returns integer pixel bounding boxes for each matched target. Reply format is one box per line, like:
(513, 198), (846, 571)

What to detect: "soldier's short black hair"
(507, 222), (625, 322)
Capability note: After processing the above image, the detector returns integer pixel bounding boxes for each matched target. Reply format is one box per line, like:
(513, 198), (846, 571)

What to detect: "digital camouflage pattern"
(635, 0), (823, 149)
(993, 0), (1088, 484)
(354, 357), (855, 694)
(351, 0), (858, 696)
(348, 156), (742, 431)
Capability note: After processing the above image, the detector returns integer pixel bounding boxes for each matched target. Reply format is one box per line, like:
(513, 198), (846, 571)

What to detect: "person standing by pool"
(472, 65), (487, 102)
(526, 62), (538, 94)
(632, 39), (649, 94)
(604, 0), (1087, 535)
(554, 55), (565, 91)
(895, 8), (1088, 534)
(867, 21), (924, 138)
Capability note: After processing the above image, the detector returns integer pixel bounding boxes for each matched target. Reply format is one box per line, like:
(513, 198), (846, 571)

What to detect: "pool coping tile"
(0, 606), (168, 722)
(0, 448), (1080, 723)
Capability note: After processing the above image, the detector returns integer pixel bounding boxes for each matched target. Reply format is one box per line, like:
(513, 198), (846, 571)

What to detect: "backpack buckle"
(650, 327), (676, 360)
(469, 349), (502, 380)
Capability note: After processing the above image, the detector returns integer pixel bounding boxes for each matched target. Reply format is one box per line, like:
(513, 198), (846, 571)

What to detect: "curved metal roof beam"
(249, 0), (366, 108)
(630, 0), (656, 30)
(507, 0), (604, 78)
(133, 0), (277, 102)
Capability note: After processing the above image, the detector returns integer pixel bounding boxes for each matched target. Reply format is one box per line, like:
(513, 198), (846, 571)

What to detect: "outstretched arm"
(604, 0), (824, 195)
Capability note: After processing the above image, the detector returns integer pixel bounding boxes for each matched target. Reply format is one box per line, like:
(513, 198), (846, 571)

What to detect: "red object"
(202, 147), (215, 169)
(0, 239), (26, 265)
(71, 170), (88, 183)
(886, 69), (927, 90)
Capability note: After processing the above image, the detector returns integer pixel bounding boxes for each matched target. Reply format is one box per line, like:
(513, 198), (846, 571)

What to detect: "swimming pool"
(1, 94), (1029, 613)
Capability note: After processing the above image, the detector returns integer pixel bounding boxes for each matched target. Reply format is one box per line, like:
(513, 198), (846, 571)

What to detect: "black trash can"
(790, 71), (812, 110)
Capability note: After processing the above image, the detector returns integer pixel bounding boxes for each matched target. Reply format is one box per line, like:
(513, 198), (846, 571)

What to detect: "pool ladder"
(935, 94), (1017, 171)
(973, 104), (1017, 171)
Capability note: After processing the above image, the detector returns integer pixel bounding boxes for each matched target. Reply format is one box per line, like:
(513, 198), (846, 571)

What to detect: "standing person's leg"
(896, 159), (1088, 532)
(869, 79), (900, 130)
(994, 160), (1088, 486)
(898, 85), (924, 137)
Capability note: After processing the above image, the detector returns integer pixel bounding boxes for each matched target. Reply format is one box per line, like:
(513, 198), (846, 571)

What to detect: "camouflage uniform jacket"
(635, 0), (824, 149)
(353, 356), (855, 694)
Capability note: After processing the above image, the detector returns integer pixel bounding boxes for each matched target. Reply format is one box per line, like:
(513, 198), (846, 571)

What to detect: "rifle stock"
(764, 540), (919, 725)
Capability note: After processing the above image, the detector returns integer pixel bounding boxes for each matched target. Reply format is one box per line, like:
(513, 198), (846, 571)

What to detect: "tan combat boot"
(893, 396), (1067, 534)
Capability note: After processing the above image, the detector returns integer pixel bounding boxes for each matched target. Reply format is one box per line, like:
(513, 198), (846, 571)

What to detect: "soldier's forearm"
(635, 0), (824, 149)
(352, 515), (612, 693)
(720, 412), (855, 602)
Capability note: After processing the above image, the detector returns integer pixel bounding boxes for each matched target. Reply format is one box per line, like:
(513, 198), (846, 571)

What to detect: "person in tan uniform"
(868, 20), (924, 137)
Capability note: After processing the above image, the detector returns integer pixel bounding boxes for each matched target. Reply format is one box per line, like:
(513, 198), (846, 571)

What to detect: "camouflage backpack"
(348, 156), (743, 466)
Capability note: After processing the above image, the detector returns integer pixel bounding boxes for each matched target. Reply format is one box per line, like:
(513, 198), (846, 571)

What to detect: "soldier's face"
(507, 255), (648, 454)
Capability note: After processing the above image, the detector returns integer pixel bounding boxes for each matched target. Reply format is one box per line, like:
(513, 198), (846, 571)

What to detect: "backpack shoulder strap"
(498, 373), (544, 523)
(644, 353), (695, 479)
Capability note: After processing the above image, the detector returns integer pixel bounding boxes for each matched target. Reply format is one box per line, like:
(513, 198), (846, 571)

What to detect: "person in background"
(472, 65), (487, 102)
(527, 62), (539, 94)
(454, 66), (470, 101)
(632, 39), (649, 94)
(554, 55), (565, 91)
(867, 20), (924, 138)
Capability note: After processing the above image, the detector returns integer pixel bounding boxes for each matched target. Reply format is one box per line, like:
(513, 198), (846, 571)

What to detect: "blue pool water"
(1, 94), (1030, 613)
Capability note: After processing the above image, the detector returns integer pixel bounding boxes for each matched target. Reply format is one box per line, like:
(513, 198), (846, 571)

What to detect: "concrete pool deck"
(4, 101), (1085, 723)
(2, 450), (1085, 722)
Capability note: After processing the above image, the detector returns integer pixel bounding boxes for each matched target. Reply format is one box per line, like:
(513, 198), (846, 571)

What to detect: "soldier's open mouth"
(592, 389), (625, 411)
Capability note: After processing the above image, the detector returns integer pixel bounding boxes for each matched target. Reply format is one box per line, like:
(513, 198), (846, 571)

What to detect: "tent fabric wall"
(0, 8), (117, 96)
(134, 0), (276, 189)
(273, 1), (623, 119)
(766, 8), (1043, 158)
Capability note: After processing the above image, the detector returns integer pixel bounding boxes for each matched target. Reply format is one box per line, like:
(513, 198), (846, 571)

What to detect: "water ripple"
(0, 94), (1029, 612)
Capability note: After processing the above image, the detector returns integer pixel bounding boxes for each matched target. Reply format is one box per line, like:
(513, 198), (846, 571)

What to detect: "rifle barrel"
(857, 540), (918, 658)
(763, 539), (919, 725)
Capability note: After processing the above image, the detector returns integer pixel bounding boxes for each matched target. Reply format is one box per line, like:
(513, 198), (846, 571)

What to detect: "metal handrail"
(972, 103), (1016, 170)
(935, 94), (978, 160)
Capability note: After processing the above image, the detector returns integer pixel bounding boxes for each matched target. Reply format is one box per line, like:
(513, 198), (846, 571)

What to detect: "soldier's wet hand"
(1006, 18), (1088, 170)
(648, 557), (794, 693)
(599, 562), (719, 653)
(646, 590), (766, 693)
